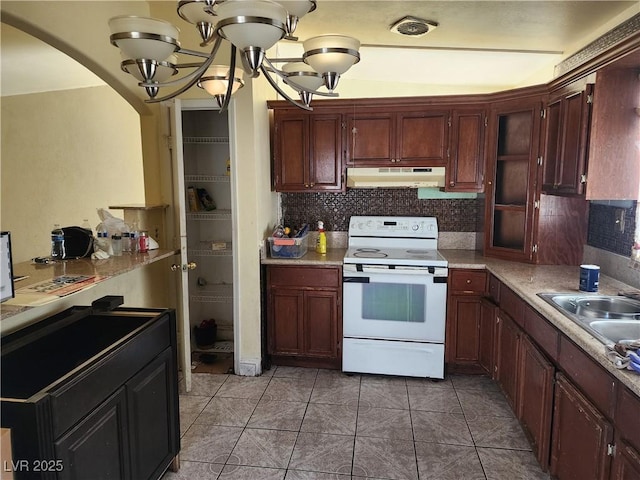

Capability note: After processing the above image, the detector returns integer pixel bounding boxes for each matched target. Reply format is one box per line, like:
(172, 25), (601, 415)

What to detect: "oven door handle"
(343, 276), (370, 283)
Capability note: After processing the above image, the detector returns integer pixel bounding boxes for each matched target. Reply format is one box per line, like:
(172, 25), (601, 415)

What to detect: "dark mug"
(579, 264), (600, 292)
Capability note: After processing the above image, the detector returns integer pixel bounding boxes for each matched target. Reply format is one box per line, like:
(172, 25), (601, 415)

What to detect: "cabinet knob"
(310, 183), (315, 187)
(305, 183), (309, 188)
(450, 181), (456, 187)
(466, 279), (472, 284)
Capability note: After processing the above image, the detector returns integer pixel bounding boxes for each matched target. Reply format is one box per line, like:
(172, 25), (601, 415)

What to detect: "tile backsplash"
(281, 190), (482, 232)
(587, 202), (636, 257)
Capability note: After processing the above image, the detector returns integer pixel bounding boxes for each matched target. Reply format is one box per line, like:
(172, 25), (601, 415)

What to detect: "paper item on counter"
(16, 275), (109, 297)
(3, 292), (60, 307)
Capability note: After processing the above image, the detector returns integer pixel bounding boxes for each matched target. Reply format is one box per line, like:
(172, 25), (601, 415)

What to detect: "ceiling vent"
(389, 16), (438, 37)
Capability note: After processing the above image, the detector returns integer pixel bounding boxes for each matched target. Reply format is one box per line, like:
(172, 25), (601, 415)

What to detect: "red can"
(138, 231), (149, 253)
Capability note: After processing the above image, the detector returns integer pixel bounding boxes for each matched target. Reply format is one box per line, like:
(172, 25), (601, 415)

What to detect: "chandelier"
(108, 0), (361, 111)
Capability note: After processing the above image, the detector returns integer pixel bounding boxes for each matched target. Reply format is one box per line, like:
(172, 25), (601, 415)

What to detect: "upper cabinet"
(542, 82), (593, 196)
(484, 96), (543, 263)
(271, 109), (345, 192)
(585, 53), (640, 200)
(447, 108), (487, 192)
(345, 109), (450, 167)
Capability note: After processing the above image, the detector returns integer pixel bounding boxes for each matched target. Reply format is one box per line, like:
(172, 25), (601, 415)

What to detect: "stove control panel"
(349, 216), (438, 238)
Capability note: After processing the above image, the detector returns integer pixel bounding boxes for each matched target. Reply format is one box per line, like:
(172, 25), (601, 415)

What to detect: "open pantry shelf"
(190, 283), (234, 303)
(187, 209), (232, 220)
(184, 175), (230, 183)
(183, 136), (228, 144)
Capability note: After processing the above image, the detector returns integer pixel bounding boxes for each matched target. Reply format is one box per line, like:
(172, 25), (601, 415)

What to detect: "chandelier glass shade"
(108, 0), (360, 110)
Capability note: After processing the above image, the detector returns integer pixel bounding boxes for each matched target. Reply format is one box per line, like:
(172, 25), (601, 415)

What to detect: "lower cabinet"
(479, 297), (497, 376)
(517, 335), (554, 470)
(611, 438), (640, 480)
(267, 265), (342, 369)
(446, 269), (488, 374)
(55, 388), (130, 480)
(550, 373), (614, 480)
(495, 311), (521, 411)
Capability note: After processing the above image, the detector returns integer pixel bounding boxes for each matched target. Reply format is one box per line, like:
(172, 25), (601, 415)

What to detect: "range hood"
(346, 167), (446, 189)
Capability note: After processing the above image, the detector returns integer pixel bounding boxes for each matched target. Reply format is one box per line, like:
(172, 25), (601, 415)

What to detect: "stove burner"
(353, 248), (388, 258)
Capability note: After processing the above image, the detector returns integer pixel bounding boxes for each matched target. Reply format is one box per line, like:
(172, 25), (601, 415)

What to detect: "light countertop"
(1, 249), (177, 325)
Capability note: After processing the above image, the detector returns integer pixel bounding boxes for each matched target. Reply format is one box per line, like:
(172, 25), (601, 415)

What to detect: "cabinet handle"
(450, 181), (455, 187)
(310, 183), (315, 187)
(187, 262), (197, 270)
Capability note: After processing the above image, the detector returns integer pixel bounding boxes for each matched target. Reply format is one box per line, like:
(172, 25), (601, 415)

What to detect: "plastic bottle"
(51, 224), (65, 260)
(122, 223), (131, 253)
(95, 222), (111, 254)
(315, 220), (327, 255)
(111, 234), (123, 256)
(81, 219), (92, 234)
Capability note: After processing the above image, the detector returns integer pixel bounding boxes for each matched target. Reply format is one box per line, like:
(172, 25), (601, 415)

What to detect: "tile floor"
(163, 367), (550, 480)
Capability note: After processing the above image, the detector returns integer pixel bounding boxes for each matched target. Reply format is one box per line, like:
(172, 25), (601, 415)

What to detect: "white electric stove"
(342, 216), (448, 379)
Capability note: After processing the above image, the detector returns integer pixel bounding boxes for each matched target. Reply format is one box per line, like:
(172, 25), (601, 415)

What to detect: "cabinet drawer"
(501, 286), (525, 328)
(558, 335), (616, 419)
(524, 305), (559, 362)
(450, 269), (487, 294)
(50, 315), (172, 438)
(615, 386), (640, 452)
(268, 266), (340, 288)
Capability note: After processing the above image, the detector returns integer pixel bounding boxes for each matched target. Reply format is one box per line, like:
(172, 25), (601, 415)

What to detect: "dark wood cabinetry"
(446, 108), (486, 192)
(1, 307), (180, 480)
(267, 265), (342, 369)
(550, 373), (614, 480)
(272, 109), (344, 192)
(485, 96), (542, 262)
(517, 335), (554, 470)
(542, 82), (593, 195)
(495, 310), (522, 411)
(612, 386), (640, 480)
(446, 269), (487, 374)
(346, 109), (449, 166)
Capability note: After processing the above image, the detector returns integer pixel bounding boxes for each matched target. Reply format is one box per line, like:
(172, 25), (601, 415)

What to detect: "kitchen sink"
(588, 320), (640, 345)
(538, 293), (640, 345)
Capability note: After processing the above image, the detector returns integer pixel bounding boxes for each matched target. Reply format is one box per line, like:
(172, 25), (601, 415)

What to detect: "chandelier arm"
(219, 44), (237, 112)
(259, 64), (313, 111)
(141, 36), (223, 91)
(262, 57), (338, 98)
(143, 37), (223, 103)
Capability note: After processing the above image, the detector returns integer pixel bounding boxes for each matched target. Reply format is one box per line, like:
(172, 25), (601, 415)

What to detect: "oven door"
(342, 263), (447, 342)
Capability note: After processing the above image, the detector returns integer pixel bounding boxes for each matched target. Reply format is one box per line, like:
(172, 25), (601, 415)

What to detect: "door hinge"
(165, 135), (173, 150)
(534, 200), (540, 209)
(607, 443), (616, 456)
(484, 117), (488, 127)
(580, 174), (587, 184)
(447, 148), (450, 158)
(587, 94), (593, 104)
(541, 109), (546, 119)
(448, 117), (452, 127)
(532, 244), (539, 253)
(341, 121), (346, 129)
(537, 156), (543, 166)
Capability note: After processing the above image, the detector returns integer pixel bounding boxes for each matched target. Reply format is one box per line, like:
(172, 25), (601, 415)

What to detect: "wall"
(0, 86), (146, 263)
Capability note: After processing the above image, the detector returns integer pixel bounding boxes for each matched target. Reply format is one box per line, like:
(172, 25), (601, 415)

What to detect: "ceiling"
(1, 1), (639, 98)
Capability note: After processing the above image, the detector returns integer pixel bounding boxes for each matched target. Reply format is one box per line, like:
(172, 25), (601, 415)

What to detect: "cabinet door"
(273, 111), (309, 191)
(309, 113), (344, 191)
(268, 287), (304, 356)
(542, 85), (592, 195)
(396, 111), (449, 166)
(611, 438), (640, 480)
(446, 295), (482, 371)
(496, 311), (521, 410)
(447, 109), (486, 192)
(304, 290), (339, 359)
(484, 98), (542, 263)
(518, 335), (554, 471)
(550, 373), (613, 480)
(346, 112), (395, 165)
(55, 388), (131, 480)
(479, 298), (497, 375)
(126, 349), (179, 480)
